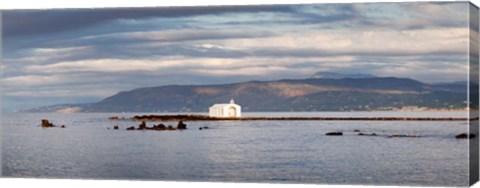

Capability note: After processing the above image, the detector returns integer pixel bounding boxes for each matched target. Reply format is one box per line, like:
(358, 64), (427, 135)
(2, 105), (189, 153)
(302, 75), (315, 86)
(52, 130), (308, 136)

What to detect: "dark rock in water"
(177, 121), (187, 129)
(455, 133), (476, 139)
(113, 125), (119, 130)
(137, 121), (147, 130)
(388, 134), (419, 138)
(199, 127), (203, 130)
(358, 133), (377, 136)
(353, 129), (360, 132)
(158, 123), (166, 128)
(325, 132), (343, 136)
(153, 123), (166, 130)
(108, 116), (126, 120)
(166, 125), (176, 130)
(122, 122), (184, 131)
(60, 125), (66, 128)
(41, 119), (55, 128)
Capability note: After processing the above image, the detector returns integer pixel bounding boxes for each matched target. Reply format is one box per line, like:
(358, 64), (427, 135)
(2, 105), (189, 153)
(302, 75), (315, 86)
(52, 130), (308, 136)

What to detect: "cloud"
(375, 61), (468, 82)
(6, 89), (115, 98)
(2, 5), (293, 39)
(80, 28), (274, 43)
(4, 46), (92, 64)
(214, 28), (468, 54)
(19, 56), (355, 75)
(3, 75), (65, 87)
(1, 2), (472, 111)
(355, 2), (468, 30)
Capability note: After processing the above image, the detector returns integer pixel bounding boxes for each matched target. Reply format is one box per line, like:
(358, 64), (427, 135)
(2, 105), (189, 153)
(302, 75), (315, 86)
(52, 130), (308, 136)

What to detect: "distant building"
(209, 99), (242, 117)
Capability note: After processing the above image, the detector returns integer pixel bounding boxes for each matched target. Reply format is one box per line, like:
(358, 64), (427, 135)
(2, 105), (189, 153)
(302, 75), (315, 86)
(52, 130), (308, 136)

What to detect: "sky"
(1, 2), (474, 111)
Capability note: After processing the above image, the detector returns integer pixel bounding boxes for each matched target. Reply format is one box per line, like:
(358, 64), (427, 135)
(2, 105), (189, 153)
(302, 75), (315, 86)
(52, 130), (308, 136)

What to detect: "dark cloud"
(2, 5), (293, 38)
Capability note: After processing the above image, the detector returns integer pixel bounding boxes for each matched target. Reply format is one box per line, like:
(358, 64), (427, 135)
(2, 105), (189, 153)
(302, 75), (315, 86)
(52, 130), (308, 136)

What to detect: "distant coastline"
(18, 76), (477, 113)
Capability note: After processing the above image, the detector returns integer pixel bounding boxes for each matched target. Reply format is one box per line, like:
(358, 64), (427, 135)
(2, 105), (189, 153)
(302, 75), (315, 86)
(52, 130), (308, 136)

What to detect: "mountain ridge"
(24, 76), (475, 113)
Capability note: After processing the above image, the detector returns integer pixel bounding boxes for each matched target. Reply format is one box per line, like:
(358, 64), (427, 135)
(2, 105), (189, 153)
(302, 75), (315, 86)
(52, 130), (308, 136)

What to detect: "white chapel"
(209, 99), (242, 117)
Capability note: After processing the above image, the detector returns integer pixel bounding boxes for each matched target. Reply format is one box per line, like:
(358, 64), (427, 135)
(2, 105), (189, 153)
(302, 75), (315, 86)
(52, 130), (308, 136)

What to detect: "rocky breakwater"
(122, 114), (474, 122)
(455, 133), (477, 139)
(124, 121), (188, 131)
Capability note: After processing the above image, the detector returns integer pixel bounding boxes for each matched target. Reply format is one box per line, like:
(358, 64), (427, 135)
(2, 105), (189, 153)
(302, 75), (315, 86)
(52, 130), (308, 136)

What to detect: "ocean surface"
(1, 111), (474, 186)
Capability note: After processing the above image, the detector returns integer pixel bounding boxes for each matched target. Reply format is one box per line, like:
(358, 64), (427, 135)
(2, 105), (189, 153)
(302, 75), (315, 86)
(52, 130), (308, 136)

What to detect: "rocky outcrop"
(108, 116), (127, 120)
(455, 133), (476, 139)
(325, 132), (343, 136)
(123, 121), (185, 131)
(177, 121), (187, 129)
(41, 119), (55, 128)
(151, 123), (166, 130)
(388, 134), (420, 138)
(358, 133), (377, 136)
(138, 121), (147, 130)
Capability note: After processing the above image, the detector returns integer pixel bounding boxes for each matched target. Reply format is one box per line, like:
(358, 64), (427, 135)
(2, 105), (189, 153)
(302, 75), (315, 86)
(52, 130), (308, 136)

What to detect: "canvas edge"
(469, 2), (480, 186)
(0, 10), (4, 178)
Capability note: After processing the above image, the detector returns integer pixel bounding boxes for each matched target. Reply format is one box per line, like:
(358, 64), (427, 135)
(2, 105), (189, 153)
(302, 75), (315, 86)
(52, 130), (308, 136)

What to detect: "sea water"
(1, 112), (473, 186)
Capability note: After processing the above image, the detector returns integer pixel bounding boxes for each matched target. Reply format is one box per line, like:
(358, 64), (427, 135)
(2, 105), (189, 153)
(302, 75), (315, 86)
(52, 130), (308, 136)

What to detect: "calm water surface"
(1, 112), (473, 186)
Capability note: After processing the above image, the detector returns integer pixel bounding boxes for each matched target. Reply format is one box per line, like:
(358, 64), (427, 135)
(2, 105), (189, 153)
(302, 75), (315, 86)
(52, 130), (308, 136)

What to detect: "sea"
(1, 111), (474, 186)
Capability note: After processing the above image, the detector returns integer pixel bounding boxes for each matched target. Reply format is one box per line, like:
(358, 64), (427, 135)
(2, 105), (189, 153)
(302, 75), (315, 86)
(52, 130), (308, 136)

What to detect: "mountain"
(26, 76), (474, 113)
(310, 71), (376, 79)
(26, 75), (475, 113)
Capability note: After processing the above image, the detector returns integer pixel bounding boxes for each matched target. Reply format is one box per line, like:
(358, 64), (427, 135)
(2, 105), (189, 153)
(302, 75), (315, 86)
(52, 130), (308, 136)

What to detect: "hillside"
(65, 77), (473, 112)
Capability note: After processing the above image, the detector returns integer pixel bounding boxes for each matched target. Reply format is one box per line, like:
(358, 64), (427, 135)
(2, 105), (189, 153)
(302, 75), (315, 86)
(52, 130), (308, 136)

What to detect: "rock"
(455, 133), (476, 139)
(353, 129), (360, 132)
(166, 125), (176, 131)
(358, 133), (377, 136)
(61, 125), (66, 128)
(325, 132), (343, 136)
(126, 126), (135, 130)
(199, 127), (203, 130)
(153, 123), (166, 130)
(177, 121), (187, 129)
(41, 119), (55, 128)
(203, 126), (209, 129)
(113, 125), (119, 130)
(388, 134), (419, 138)
(137, 121), (147, 130)
(108, 116), (126, 120)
